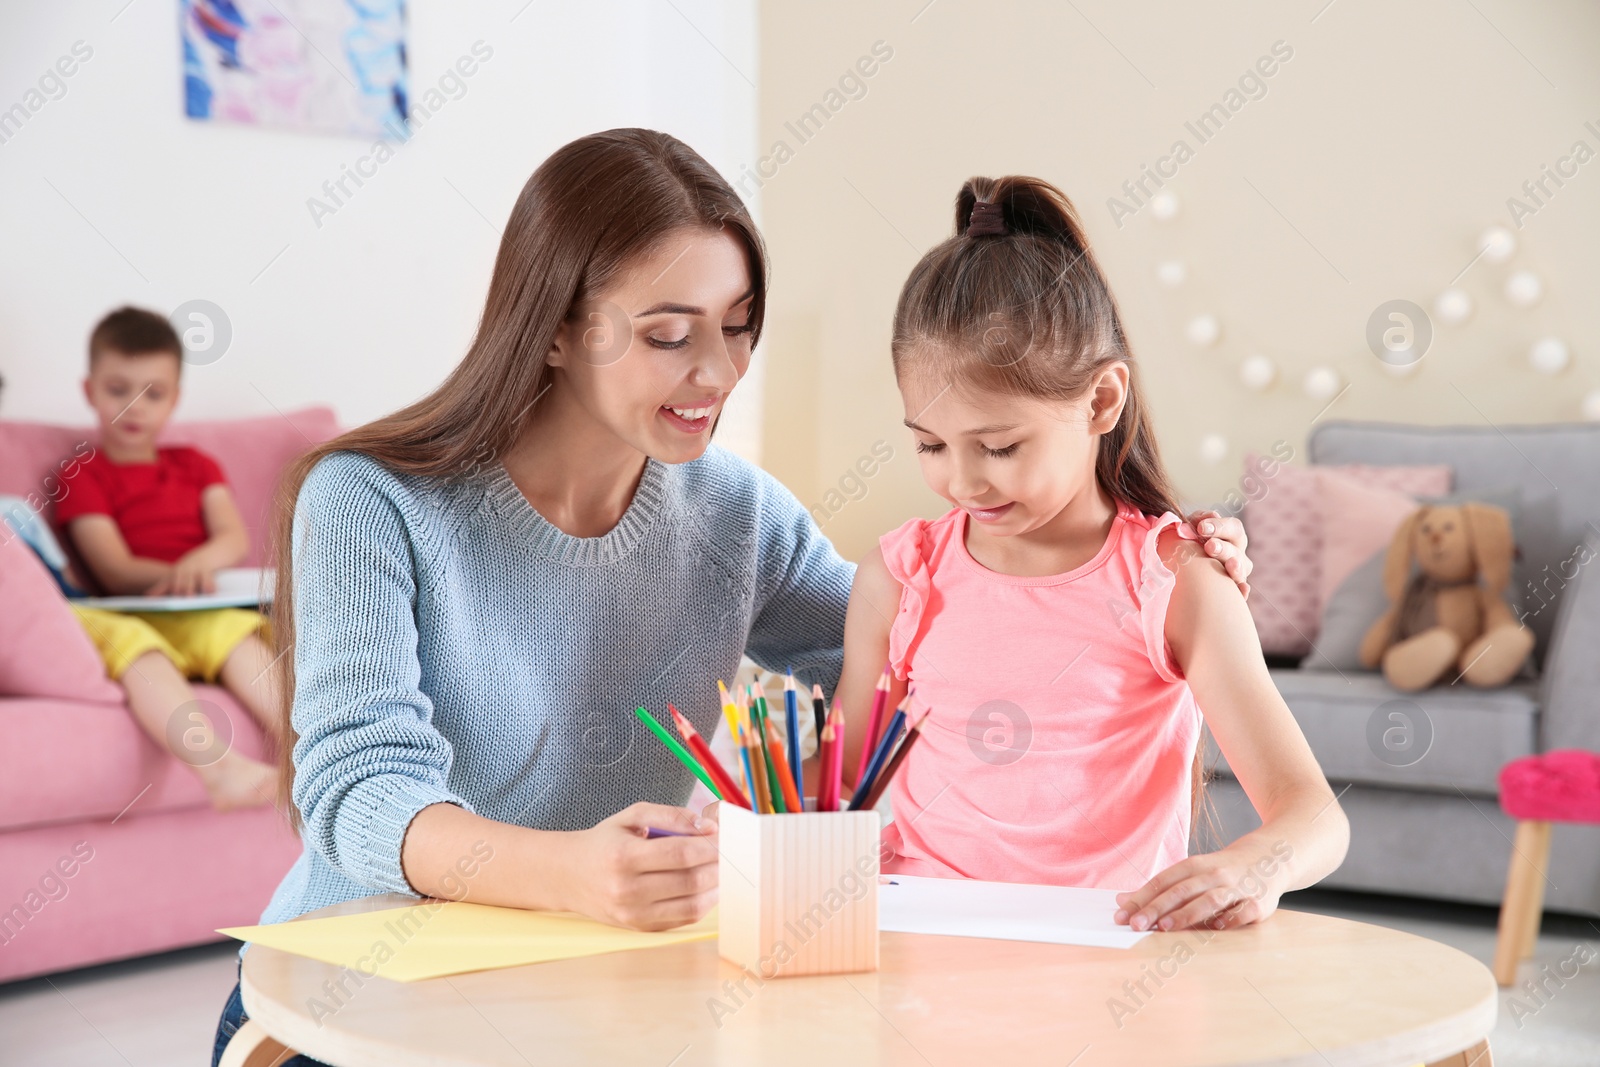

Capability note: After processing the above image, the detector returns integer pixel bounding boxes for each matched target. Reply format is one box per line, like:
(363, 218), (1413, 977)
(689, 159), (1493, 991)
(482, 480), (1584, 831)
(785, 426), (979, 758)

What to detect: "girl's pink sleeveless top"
(879, 501), (1203, 889)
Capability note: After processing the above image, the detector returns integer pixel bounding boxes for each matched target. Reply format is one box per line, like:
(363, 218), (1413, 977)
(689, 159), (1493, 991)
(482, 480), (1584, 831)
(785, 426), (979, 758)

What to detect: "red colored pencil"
(819, 701), (845, 811)
(816, 710), (836, 812)
(668, 704), (749, 809)
(856, 666), (891, 788)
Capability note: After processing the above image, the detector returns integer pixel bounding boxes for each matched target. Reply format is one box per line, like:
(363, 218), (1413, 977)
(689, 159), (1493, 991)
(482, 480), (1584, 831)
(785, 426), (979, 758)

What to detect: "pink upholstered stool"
(1492, 749), (1600, 985)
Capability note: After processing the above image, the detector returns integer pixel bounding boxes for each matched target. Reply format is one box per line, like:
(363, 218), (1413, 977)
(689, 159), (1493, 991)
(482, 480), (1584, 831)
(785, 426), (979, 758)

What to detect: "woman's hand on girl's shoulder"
(1182, 509), (1251, 597)
(1112, 838), (1292, 933)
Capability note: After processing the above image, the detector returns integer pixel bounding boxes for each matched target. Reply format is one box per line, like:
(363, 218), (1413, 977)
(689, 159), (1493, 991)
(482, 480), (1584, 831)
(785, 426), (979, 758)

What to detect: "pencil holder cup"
(717, 802), (881, 978)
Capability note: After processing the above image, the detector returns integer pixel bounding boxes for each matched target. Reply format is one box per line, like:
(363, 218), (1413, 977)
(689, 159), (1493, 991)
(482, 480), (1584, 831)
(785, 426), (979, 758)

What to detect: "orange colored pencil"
(668, 704), (749, 810)
(764, 716), (803, 813)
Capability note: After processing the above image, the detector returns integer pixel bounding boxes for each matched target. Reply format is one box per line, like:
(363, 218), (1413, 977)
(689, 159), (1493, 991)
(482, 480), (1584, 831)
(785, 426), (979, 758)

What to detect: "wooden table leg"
(1492, 820), (1552, 985)
(218, 1018), (298, 1067)
(1425, 1036), (1494, 1066)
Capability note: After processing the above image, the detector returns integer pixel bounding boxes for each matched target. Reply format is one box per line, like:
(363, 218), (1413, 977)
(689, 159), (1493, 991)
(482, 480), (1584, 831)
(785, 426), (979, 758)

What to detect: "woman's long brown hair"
(890, 175), (1212, 835)
(267, 129), (769, 827)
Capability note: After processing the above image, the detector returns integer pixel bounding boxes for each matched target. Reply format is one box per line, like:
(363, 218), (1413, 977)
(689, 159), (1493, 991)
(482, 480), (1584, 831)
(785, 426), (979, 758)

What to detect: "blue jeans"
(211, 959), (333, 1067)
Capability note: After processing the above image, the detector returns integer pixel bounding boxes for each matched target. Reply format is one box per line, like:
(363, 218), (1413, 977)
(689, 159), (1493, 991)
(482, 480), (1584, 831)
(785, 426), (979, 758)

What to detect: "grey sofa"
(1206, 420), (1600, 918)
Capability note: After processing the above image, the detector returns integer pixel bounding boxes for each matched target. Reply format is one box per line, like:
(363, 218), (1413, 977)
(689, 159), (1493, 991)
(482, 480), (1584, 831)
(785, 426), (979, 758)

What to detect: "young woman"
(212, 129), (1253, 1066)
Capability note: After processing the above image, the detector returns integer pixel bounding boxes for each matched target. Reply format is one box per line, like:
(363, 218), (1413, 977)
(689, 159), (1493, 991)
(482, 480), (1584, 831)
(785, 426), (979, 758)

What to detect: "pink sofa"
(0, 408), (338, 984)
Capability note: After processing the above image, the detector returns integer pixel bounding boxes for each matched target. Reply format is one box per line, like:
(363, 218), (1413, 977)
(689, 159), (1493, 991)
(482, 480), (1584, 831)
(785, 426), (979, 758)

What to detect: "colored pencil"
(735, 724), (761, 812)
(717, 680), (741, 739)
(783, 668), (803, 794)
(849, 696), (909, 810)
(811, 683), (827, 747)
(817, 707), (839, 812)
(632, 706), (721, 800)
(765, 715), (802, 813)
(856, 666), (892, 787)
(827, 699), (847, 812)
(857, 708), (929, 811)
(737, 722), (771, 813)
(669, 703), (749, 810)
(741, 692), (775, 813)
(752, 678), (771, 727)
(749, 686), (786, 813)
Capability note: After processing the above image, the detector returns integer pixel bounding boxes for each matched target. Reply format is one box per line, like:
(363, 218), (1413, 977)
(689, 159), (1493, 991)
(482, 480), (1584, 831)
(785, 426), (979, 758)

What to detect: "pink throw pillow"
(1242, 457), (1451, 655)
(0, 530), (121, 703)
(1315, 470), (1425, 605)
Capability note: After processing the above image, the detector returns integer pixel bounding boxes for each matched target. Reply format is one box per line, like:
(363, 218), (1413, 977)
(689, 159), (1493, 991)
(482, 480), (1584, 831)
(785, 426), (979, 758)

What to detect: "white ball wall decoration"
(1529, 336), (1570, 375)
(1150, 190), (1179, 221)
(1239, 354), (1276, 391)
(1185, 314), (1220, 348)
(1157, 259), (1187, 286)
(1433, 288), (1472, 326)
(1303, 366), (1342, 401)
(1199, 433), (1228, 465)
(1583, 390), (1600, 421)
(1505, 270), (1543, 308)
(1478, 225), (1516, 264)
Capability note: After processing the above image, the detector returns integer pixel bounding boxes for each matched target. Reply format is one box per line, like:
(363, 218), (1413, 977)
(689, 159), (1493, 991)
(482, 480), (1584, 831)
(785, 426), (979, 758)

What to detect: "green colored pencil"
(632, 706), (721, 799)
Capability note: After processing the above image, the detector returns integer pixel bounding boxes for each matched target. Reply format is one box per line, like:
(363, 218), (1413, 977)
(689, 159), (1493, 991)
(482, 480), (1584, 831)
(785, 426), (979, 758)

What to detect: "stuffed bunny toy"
(1359, 502), (1534, 691)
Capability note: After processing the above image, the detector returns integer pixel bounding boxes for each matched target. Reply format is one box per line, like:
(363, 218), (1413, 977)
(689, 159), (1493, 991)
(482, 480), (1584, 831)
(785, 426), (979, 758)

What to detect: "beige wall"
(755, 0), (1600, 563)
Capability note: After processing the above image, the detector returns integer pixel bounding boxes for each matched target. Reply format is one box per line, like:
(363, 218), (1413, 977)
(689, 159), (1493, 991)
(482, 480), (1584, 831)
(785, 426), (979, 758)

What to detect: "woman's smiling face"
(546, 226), (756, 465)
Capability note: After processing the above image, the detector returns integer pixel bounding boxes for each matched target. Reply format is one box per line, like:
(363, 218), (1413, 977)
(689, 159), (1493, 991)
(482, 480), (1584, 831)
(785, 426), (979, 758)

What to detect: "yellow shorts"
(70, 606), (267, 683)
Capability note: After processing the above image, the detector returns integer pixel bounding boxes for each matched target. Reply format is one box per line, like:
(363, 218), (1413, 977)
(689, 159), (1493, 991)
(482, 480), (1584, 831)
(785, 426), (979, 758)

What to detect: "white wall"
(0, 0), (763, 459)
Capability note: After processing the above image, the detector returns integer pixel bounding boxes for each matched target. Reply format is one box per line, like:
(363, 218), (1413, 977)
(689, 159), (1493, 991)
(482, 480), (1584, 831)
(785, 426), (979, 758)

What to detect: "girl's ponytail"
(956, 176), (1088, 251)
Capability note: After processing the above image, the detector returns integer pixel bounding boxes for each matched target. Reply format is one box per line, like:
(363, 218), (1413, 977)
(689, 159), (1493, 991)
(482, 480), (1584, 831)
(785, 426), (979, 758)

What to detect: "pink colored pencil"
(856, 665), (891, 788)
(825, 698), (846, 811)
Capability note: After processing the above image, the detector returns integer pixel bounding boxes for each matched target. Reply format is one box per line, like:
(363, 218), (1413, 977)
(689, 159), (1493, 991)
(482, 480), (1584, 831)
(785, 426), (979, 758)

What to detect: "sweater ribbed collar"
(485, 458), (667, 566)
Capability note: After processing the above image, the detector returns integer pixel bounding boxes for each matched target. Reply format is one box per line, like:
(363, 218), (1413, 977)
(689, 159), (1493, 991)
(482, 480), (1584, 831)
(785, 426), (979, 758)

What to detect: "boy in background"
(56, 307), (282, 810)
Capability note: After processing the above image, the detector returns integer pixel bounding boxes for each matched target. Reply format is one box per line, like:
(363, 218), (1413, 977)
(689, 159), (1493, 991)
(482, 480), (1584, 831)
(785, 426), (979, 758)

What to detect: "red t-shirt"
(55, 446), (227, 562)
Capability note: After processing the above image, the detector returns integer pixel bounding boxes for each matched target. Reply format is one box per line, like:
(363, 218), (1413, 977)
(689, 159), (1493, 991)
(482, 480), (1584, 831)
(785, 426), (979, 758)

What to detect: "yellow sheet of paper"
(220, 901), (718, 982)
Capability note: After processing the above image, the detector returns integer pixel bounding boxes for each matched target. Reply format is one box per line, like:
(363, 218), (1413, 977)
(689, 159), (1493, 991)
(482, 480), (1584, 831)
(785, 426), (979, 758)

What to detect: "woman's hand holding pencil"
(558, 802), (719, 932)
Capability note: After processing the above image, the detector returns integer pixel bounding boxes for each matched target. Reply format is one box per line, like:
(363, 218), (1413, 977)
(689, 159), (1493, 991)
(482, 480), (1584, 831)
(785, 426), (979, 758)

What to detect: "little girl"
(837, 176), (1348, 934)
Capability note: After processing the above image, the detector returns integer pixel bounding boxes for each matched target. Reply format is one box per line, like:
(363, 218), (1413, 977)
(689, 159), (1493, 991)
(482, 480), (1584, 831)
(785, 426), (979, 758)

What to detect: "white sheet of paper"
(877, 874), (1151, 949)
(72, 567), (274, 613)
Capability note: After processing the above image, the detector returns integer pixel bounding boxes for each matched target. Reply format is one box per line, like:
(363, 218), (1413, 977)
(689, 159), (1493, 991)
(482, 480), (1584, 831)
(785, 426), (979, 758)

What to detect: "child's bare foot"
(195, 752), (280, 812)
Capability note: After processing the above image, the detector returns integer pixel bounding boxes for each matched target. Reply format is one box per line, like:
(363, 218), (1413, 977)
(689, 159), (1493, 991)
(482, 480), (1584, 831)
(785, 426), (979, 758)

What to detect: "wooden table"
(231, 893), (1496, 1067)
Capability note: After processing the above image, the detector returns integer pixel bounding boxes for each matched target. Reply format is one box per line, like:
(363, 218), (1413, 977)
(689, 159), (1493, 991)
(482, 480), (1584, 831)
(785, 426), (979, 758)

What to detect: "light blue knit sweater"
(250, 446), (854, 944)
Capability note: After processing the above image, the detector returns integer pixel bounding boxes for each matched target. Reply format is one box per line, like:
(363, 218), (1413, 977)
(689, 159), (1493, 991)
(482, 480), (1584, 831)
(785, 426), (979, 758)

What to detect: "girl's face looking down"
(900, 358), (1130, 538)
(545, 226), (756, 466)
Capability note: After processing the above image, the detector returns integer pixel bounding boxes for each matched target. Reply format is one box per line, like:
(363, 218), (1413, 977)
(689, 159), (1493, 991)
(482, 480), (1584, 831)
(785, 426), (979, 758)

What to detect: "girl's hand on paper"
(697, 800), (721, 829)
(561, 802), (718, 932)
(1112, 840), (1288, 933)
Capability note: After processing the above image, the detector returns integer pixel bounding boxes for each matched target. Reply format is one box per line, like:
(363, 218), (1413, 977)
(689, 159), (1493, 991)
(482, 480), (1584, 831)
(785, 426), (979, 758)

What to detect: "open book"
(72, 567), (274, 613)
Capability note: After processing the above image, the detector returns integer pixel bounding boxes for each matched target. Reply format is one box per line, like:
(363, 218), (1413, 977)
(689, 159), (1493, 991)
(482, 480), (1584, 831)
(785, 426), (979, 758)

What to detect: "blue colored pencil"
(849, 700), (908, 811)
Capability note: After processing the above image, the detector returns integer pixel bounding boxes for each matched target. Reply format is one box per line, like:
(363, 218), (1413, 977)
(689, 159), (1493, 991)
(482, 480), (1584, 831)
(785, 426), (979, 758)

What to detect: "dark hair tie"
(967, 200), (1007, 237)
